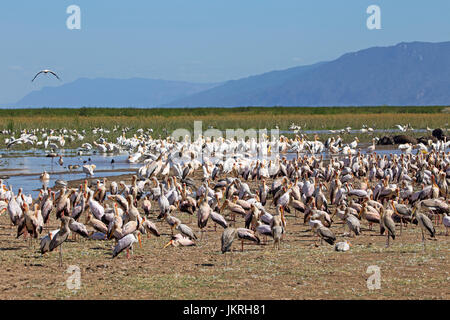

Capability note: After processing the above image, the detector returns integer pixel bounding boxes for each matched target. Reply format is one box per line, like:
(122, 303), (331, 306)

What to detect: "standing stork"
(48, 216), (71, 267)
(412, 203), (436, 249)
(379, 206), (396, 248)
(197, 195), (211, 240)
(210, 210), (228, 231)
(311, 223), (336, 246)
(236, 228), (260, 251)
(221, 227), (237, 265)
(271, 214), (284, 250)
(112, 232), (139, 259)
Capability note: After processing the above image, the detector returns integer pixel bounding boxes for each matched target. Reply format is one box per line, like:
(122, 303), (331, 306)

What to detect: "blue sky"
(1, 0), (450, 104)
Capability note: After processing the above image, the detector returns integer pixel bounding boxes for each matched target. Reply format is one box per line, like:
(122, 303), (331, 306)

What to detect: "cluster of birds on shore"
(2, 123), (448, 157)
(0, 129), (448, 267)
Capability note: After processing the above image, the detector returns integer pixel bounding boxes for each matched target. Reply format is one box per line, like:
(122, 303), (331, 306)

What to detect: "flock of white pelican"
(0, 125), (449, 267)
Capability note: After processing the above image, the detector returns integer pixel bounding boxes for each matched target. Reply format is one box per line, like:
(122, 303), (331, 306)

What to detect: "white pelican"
(83, 164), (96, 177)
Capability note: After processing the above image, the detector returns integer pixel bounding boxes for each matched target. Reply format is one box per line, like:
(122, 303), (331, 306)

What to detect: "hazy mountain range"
(14, 78), (220, 108)
(9, 41), (450, 108)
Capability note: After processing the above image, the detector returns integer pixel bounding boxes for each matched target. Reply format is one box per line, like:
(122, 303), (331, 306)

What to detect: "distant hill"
(15, 78), (220, 108)
(168, 41), (450, 107)
(12, 41), (450, 108)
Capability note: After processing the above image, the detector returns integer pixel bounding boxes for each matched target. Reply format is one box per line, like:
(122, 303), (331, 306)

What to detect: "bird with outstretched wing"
(31, 69), (61, 82)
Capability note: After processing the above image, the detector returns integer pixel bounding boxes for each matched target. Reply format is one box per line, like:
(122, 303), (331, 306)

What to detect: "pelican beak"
(163, 240), (173, 249)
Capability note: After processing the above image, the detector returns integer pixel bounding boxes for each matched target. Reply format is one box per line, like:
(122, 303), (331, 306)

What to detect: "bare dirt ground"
(0, 171), (448, 300)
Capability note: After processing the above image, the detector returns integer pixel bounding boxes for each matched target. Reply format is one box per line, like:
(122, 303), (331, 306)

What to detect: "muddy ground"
(0, 171), (448, 300)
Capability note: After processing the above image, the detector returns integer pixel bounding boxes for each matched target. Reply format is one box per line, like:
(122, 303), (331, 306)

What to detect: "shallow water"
(0, 148), (140, 197)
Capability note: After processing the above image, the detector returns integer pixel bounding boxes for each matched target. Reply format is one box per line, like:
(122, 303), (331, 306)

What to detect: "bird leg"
(241, 240), (244, 252)
(421, 230), (426, 250)
(126, 248), (130, 259)
(59, 244), (63, 267)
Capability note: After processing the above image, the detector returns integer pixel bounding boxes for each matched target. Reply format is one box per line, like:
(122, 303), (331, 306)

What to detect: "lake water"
(0, 148), (141, 197)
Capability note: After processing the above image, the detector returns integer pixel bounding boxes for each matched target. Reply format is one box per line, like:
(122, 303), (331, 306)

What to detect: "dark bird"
(48, 216), (71, 267)
(412, 203), (436, 249)
(313, 225), (336, 245)
(31, 69), (61, 82)
(221, 227), (238, 265)
(380, 206), (396, 248)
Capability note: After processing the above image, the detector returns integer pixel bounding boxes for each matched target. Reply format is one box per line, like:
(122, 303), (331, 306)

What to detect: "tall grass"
(0, 105), (447, 118)
(0, 113), (446, 131)
(0, 107), (447, 147)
